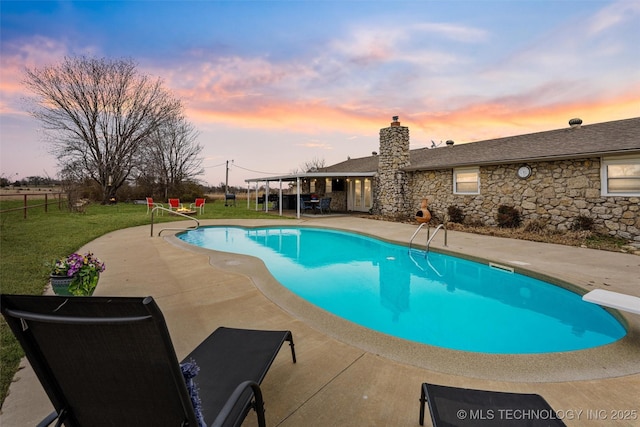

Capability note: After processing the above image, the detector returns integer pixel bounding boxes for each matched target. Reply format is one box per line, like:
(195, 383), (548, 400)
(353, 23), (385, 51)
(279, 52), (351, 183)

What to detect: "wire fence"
(0, 192), (67, 219)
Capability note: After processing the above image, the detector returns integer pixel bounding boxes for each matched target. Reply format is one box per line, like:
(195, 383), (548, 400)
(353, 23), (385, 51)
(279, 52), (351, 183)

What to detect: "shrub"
(571, 215), (594, 231)
(429, 212), (443, 224)
(496, 205), (521, 228)
(447, 205), (465, 224)
(466, 218), (485, 227)
(523, 219), (548, 233)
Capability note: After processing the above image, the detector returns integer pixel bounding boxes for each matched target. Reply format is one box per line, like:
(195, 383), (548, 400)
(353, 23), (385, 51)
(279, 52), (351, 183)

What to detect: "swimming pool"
(178, 226), (626, 354)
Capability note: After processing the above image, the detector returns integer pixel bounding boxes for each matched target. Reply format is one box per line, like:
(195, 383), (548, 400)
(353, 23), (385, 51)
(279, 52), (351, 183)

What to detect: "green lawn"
(0, 198), (285, 404)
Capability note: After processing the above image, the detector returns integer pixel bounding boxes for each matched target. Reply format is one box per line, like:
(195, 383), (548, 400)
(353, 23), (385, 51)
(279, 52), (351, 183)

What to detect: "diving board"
(582, 289), (640, 315)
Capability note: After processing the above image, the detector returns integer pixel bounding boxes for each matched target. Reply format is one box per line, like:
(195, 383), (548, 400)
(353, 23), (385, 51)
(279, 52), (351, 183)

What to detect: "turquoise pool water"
(178, 226), (626, 354)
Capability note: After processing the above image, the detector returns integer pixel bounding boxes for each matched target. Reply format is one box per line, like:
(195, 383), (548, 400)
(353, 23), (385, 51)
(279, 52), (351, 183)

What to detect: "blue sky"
(1, 0), (639, 187)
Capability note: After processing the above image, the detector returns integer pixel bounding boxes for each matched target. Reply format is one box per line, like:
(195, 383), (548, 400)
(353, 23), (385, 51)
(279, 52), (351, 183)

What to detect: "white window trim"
(453, 167), (480, 195)
(601, 155), (640, 197)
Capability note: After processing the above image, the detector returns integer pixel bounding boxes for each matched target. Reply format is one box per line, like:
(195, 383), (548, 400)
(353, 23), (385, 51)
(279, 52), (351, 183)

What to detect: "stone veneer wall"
(408, 158), (640, 242)
(373, 123), (410, 217)
(326, 190), (347, 211)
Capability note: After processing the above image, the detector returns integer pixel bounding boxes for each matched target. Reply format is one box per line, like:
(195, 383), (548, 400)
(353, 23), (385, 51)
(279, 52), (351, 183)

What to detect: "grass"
(0, 198), (283, 405)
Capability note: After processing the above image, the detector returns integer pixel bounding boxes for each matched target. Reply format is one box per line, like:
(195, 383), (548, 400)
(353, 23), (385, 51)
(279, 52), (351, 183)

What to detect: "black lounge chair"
(420, 383), (567, 427)
(1, 294), (296, 427)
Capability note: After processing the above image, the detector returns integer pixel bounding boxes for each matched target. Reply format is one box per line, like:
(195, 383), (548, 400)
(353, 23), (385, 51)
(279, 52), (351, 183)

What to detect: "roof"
(319, 117), (640, 174)
(407, 117), (640, 171)
(321, 155), (380, 173)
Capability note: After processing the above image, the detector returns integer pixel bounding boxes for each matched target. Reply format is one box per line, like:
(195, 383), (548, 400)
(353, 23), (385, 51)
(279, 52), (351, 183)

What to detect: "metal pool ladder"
(408, 223), (447, 255)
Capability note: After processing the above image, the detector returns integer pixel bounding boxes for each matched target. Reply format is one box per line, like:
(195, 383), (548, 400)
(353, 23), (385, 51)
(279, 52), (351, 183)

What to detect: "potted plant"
(49, 252), (106, 296)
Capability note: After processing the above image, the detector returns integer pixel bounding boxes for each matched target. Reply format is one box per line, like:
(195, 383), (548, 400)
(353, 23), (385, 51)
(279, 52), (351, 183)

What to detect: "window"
(602, 156), (640, 196)
(331, 178), (345, 191)
(354, 179), (362, 208)
(364, 178), (372, 207)
(454, 168), (480, 194)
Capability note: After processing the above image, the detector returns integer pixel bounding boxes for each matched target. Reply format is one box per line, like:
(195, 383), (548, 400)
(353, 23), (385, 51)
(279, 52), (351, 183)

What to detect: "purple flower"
(50, 251), (106, 296)
(51, 252), (106, 277)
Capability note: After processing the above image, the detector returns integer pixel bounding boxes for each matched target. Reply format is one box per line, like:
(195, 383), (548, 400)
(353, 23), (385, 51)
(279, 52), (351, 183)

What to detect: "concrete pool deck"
(2, 216), (639, 426)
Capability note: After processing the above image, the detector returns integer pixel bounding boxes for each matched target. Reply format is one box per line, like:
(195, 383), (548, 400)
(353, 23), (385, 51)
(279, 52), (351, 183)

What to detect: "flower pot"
(50, 274), (75, 296)
(69, 273), (100, 296)
(50, 273), (99, 296)
(48, 252), (105, 295)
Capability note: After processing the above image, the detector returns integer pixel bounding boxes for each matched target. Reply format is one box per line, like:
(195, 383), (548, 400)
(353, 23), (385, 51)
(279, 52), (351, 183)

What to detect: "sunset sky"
(1, 0), (639, 187)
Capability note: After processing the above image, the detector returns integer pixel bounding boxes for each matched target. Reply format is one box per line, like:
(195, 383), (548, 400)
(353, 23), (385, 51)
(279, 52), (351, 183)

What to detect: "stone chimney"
(373, 116), (410, 218)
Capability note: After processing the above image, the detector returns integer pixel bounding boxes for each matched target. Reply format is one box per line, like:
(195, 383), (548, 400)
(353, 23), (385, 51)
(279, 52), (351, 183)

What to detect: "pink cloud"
(0, 36), (78, 116)
(405, 88), (640, 145)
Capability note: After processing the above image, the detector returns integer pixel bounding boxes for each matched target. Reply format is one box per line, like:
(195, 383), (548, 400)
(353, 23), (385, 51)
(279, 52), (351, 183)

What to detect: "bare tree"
(300, 157), (326, 173)
(24, 56), (183, 203)
(144, 115), (203, 199)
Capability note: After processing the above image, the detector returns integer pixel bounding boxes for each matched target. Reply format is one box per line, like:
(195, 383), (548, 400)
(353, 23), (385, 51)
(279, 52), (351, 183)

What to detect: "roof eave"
(403, 148), (640, 171)
(245, 171), (376, 183)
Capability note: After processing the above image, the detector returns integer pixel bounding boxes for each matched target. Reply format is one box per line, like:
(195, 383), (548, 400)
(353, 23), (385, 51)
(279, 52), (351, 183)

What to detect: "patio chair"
(190, 198), (206, 214)
(146, 197), (163, 215)
(420, 383), (567, 426)
(168, 198), (182, 211)
(1, 294), (297, 427)
(299, 196), (314, 213)
(317, 197), (332, 214)
(268, 194), (279, 209)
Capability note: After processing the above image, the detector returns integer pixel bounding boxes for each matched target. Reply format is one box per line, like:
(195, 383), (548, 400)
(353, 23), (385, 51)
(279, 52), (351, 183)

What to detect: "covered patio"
(244, 171), (375, 217)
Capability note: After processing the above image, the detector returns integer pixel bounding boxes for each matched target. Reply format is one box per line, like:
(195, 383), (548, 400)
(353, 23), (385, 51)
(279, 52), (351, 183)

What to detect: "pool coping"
(167, 220), (640, 383)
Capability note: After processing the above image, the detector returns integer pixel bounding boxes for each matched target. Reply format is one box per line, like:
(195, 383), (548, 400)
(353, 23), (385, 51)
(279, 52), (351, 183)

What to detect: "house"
(247, 116), (640, 242)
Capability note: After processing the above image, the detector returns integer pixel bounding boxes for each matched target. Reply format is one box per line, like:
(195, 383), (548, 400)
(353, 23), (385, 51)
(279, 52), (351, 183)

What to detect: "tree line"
(0, 176), (59, 188)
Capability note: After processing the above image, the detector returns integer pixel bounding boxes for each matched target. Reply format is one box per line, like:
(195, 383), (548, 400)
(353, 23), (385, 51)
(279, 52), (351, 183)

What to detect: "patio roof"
(244, 171), (376, 184)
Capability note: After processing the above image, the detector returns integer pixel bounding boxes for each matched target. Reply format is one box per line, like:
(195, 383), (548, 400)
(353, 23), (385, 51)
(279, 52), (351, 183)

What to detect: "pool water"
(178, 226), (626, 354)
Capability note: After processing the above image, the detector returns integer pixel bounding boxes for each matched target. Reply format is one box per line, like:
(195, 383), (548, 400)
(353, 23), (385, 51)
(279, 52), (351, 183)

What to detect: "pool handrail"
(409, 223), (447, 255)
(150, 205), (199, 236)
(425, 224), (446, 253)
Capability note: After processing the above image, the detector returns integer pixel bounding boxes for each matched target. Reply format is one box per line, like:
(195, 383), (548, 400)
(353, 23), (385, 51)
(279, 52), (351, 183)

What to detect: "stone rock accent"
(408, 158), (640, 241)
(373, 120), (410, 218)
(326, 190), (347, 211)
